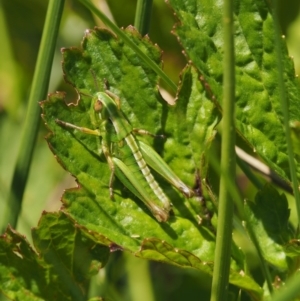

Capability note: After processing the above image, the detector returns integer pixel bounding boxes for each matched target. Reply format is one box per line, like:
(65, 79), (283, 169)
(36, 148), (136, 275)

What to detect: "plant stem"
(210, 0), (235, 299)
(273, 0), (300, 230)
(132, 3), (156, 300)
(134, 0), (153, 36)
(3, 0), (64, 231)
(125, 254), (155, 301)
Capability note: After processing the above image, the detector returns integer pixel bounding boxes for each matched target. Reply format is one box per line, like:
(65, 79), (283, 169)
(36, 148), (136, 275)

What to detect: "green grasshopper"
(56, 90), (194, 222)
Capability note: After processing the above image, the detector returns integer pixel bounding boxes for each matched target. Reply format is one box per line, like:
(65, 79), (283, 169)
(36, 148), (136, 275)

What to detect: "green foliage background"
(1, 0), (300, 300)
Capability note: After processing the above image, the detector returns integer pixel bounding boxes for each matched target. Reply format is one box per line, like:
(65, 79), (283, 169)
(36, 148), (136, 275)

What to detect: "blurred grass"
(0, 0), (300, 300)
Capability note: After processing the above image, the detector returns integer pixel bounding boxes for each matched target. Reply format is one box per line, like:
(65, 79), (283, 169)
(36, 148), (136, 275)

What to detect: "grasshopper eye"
(94, 99), (103, 112)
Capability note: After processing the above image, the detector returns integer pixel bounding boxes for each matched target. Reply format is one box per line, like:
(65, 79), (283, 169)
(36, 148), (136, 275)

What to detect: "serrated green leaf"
(0, 212), (109, 301)
(62, 26), (163, 132)
(168, 0), (300, 183)
(0, 227), (45, 301)
(163, 65), (221, 223)
(164, 65), (221, 195)
(32, 212), (110, 288)
(40, 27), (262, 297)
(244, 184), (292, 270)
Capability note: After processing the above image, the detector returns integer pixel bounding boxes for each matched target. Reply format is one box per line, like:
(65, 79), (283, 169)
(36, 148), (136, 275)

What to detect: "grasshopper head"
(94, 98), (103, 113)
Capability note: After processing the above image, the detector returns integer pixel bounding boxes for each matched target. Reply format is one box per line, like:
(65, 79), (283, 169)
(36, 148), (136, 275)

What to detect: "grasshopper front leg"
(55, 118), (116, 198)
(55, 119), (101, 136)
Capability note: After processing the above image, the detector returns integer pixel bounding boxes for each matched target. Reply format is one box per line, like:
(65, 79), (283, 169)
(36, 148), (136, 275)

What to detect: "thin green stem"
(125, 254), (155, 301)
(134, 0), (153, 35)
(78, 0), (177, 92)
(273, 0), (300, 229)
(3, 0), (65, 231)
(207, 149), (244, 218)
(132, 3), (154, 296)
(210, 0), (235, 299)
(208, 142), (273, 293)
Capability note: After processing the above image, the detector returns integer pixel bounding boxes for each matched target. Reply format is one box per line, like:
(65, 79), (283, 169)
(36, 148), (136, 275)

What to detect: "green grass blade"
(134, 0), (153, 35)
(3, 0), (65, 231)
(273, 0), (300, 228)
(210, 0), (236, 299)
(124, 0), (155, 288)
(125, 254), (155, 301)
